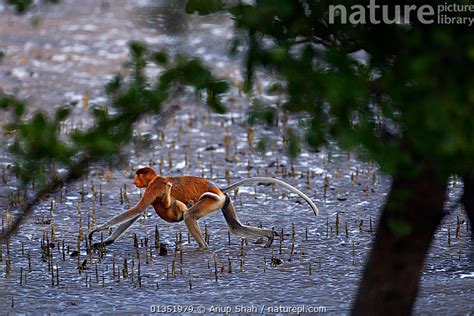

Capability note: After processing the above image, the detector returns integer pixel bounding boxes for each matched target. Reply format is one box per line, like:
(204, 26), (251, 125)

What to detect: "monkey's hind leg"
(222, 194), (276, 247)
(183, 193), (226, 249)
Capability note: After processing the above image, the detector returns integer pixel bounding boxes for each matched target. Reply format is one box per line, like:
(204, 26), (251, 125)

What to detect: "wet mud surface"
(0, 0), (472, 314)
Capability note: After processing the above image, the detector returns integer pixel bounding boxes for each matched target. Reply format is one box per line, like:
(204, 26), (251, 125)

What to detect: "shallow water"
(0, 0), (473, 314)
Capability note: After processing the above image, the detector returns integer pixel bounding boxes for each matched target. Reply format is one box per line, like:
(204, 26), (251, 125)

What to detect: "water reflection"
(133, 0), (236, 67)
(135, 0), (189, 35)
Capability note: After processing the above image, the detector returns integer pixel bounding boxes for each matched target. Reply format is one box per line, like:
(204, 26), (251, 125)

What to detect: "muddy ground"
(0, 0), (472, 314)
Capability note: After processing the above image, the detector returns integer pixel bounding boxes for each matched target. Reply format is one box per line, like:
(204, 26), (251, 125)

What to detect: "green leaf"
(151, 52), (168, 65)
(105, 74), (123, 94)
(287, 128), (301, 159)
(6, 0), (33, 14)
(0, 94), (26, 118)
(92, 135), (116, 156)
(256, 138), (267, 154)
(129, 41), (147, 58)
(158, 69), (176, 91)
(182, 59), (211, 88)
(185, 0), (224, 15)
(55, 107), (70, 122)
(207, 97), (226, 114)
(209, 80), (230, 95)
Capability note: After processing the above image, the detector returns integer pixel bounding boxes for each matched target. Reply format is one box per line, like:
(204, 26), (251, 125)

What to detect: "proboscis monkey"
(89, 167), (319, 249)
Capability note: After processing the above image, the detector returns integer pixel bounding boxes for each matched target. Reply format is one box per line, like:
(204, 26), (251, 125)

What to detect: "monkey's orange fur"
(134, 169), (222, 223)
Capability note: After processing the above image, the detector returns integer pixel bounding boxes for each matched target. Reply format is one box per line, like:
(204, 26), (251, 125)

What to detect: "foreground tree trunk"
(461, 169), (474, 240)
(352, 167), (448, 315)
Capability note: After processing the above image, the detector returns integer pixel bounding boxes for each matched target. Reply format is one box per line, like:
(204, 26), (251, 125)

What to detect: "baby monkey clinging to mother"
(89, 167), (319, 250)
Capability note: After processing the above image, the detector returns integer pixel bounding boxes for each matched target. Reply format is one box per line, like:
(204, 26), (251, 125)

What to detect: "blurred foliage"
(193, 0), (474, 178)
(185, 0), (224, 15)
(1, 42), (229, 187)
(5, 0), (32, 13)
(4, 0), (59, 14)
(248, 99), (278, 126)
(287, 128), (301, 159)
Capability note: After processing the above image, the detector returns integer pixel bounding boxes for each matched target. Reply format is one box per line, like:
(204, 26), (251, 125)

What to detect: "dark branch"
(0, 105), (179, 242)
(0, 157), (89, 241)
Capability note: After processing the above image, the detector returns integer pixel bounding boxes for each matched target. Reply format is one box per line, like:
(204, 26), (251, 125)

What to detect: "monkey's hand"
(88, 225), (107, 241)
(165, 182), (173, 192)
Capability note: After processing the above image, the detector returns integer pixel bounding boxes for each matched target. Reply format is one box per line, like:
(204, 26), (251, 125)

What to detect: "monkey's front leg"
(91, 215), (141, 249)
(90, 178), (160, 248)
(89, 205), (147, 242)
(88, 224), (108, 240)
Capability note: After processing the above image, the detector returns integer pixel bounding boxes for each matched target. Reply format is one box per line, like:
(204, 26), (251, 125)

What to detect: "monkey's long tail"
(221, 177), (319, 216)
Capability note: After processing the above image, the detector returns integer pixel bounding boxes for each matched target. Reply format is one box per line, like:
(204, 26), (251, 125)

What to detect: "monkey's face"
(133, 173), (152, 188)
(134, 167), (157, 188)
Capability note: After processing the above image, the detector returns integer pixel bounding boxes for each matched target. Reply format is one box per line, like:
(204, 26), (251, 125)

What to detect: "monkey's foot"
(92, 240), (111, 250)
(177, 245), (207, 253)
(265, 230), (279, 248)
(159, 243), (168, 256)
(88, 231), (95, 241)
(88, 225), (107, 241)
(265, 236), (274, 247)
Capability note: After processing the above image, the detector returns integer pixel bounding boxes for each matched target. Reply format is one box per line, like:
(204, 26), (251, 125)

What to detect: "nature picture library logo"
(328, 0), (474, 26)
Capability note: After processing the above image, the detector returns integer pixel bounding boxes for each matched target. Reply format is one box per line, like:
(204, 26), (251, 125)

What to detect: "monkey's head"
(133, 167), (157, 188)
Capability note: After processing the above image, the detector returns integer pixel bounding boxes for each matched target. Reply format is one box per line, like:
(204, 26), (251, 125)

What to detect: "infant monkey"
(163, 181), (194, 216)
